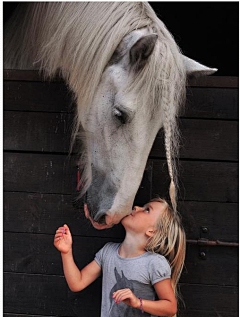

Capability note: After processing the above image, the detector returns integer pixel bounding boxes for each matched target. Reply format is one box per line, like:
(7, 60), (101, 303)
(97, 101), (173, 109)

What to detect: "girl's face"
(121, 201), (165, 234)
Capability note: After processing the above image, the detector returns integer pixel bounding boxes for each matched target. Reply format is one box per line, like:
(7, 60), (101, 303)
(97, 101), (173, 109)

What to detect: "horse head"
(78, 28), (217, 228)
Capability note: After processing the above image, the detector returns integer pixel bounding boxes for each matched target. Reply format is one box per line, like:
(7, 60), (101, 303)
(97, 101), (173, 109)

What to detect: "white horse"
(4, 2), (217, 229)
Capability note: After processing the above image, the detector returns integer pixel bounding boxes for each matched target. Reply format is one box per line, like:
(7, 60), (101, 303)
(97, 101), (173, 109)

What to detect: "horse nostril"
(97, 214), (106, 225)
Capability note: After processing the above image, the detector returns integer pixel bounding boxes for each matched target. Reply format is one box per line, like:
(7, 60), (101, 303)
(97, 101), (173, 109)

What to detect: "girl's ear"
(146, 228), (156, 237)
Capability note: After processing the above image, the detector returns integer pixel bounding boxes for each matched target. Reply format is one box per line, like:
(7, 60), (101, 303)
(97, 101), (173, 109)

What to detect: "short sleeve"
(149, 255), (171, 285)
(94, 242), (113, 268)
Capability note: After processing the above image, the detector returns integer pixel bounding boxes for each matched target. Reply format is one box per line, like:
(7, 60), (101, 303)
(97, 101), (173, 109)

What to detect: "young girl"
(54, 197), (186, 317)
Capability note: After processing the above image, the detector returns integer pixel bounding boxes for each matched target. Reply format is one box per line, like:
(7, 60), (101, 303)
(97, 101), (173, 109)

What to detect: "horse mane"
(4, 2), (186, 209)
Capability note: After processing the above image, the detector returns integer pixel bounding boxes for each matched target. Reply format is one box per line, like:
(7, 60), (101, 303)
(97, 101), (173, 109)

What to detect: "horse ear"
(129, 34), (158, 70)
(182, 55), (218, 77)
(114, 267), (121, 281)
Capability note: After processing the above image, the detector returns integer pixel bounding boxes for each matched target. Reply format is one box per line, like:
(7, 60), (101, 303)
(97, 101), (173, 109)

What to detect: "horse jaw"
(182, 55), (218, 77)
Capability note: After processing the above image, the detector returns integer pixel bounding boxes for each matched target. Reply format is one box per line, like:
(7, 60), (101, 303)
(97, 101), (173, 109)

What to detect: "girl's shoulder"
(147, 252), (171, 269)
(104, 241), (120, 250)
(94, 242), (120, 267)
(147, 252), (172, 283)
(99, 241), (120, 255)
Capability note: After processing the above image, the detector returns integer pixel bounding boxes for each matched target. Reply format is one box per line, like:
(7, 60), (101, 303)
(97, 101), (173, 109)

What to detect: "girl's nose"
(132, 206), (143, 215)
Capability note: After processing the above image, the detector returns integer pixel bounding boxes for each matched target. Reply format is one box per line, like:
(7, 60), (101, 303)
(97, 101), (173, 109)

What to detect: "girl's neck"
(119, 231), (147, 258)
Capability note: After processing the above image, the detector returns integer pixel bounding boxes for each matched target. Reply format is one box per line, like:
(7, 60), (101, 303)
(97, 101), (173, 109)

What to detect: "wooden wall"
(4, 70), (238, 317)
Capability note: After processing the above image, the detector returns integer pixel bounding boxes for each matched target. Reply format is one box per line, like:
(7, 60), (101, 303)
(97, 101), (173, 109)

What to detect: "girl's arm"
(54, 224), (102, 292)
(61, 251), (101, 292)
(142, 279), (177, 316)
(112, 279), (177, 317)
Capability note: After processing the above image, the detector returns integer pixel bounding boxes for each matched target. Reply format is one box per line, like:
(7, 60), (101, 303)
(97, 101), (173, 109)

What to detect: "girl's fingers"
(113, 289), (131, 297)
(63, 224), (70, 234)
(55, 233), (63, 239)
(113, 290), (131, 302)
(118, 294), (130, 302)
(55, 225), (70, 236)
(56, 225), (69, 231)
(54, 239), (61, 245)
(56, 228), (64, 234)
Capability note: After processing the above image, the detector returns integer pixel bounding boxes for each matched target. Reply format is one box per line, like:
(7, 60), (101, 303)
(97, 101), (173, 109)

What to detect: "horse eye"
(113, 108), (127, 125)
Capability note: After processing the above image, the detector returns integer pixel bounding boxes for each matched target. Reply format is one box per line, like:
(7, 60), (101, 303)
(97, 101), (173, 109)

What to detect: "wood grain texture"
(4, 152), (76, 194)
(179, 283), (238, 313)
(4, 272), (238, 316)
(4, 232), (238, 286)
(4, 81), (73, 112)
(4, 70), (238, 88)
(4, 81), (238, 119)
(184, 87), (238, 120)
(4, 192), (238, 241)
(4, 310), (238, 317)
(4, 153), (238, 202)
(4, 111), (73, 153)
(153, 119), (238, 161)
(3, 313), (54, 317)
(152, 159), (238, 203)
(4, 272), (101, 317)
(4, 111), (238, 161)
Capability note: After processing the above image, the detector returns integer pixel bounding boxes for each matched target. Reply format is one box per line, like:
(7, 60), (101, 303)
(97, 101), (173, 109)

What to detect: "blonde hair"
(145, 197), (186, 316)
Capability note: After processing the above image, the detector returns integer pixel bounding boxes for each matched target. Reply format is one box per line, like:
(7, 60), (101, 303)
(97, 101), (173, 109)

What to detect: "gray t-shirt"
(94, 242), (171, 317)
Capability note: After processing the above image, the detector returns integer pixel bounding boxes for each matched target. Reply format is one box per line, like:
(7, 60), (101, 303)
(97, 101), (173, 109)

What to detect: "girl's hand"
(54, 224), (72, 254)
(112, 288), (140, 309)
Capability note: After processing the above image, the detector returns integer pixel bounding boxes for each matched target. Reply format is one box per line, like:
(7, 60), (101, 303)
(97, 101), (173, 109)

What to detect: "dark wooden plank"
(4, 192), (238, 242)
(178, 310), (238, 317)
(188, 76), (238, 88)
(4, 310), (238, 317)
(4, 272), (101, 317)
(3, 151), (152, 198)
(4, 232), (238, 286)
(181, 243), (238, 286)
(4, 70), (238, 87)
(4, 153), (238, 202)
(152, 119), (238, 161)
(4, 111), (238, 161)
(3, 69), (62, 82)
(3, 152), (76, 194)
(178, 283), (238, 313)
(4, 314), (56, 317)
(4, 111), (73, 153)
(3, 192), (125, 238)
(178, 201), (239, 243)
(4, 81), (73, 112)
(4, 272), (238, 316)
(4, 81), (238, 120)
(184, 87), (238, 120)
(3, 233), (120, 276)
(152, 159), (238, 203)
